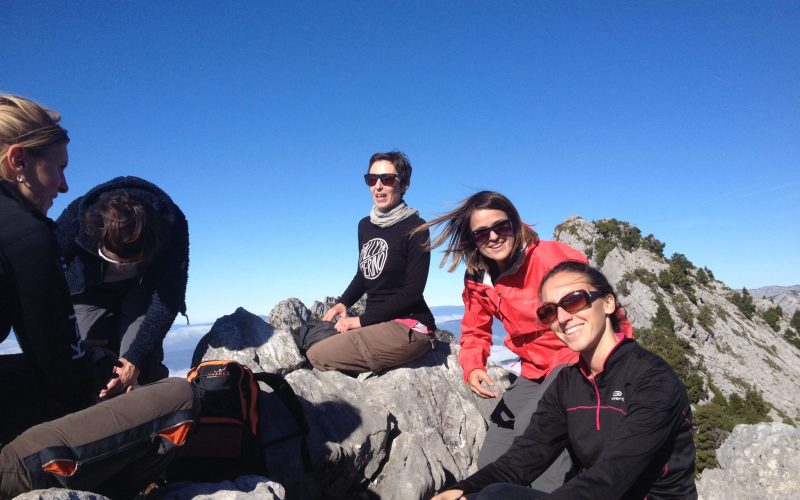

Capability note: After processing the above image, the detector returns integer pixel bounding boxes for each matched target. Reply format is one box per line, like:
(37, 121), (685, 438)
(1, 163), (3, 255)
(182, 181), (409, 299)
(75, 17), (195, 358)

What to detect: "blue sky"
(3, 1), (798, 323)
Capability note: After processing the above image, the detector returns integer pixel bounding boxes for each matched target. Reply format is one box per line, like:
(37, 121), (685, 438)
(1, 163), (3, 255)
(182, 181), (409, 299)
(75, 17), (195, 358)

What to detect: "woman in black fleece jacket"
(307, 151), (436, 374)
(434, 261), (696, 500)
(55, 176), (188, 392)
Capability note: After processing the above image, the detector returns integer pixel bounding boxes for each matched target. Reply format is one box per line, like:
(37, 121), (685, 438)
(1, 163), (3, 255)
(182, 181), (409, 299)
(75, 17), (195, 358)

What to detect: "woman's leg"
(118, 284), (169, 384)
(477, 364), (573, 492)
(72, 281), (129, 351)
(307, 321), (432, 374)
(0, 378), (194, 498)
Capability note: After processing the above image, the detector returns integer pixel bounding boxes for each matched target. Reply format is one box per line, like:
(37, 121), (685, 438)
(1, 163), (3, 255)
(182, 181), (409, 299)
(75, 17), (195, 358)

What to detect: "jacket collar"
(471, 240), (540, 287)
(0, 180), (56, 228)
(578, 336), (636, 382)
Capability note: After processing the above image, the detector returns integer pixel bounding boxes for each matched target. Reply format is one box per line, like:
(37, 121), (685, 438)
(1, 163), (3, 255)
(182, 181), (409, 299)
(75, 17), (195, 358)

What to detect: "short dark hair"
(368, 151), (412, 186)
(84, 191), (164, 264)
(539, 260), (622, 332)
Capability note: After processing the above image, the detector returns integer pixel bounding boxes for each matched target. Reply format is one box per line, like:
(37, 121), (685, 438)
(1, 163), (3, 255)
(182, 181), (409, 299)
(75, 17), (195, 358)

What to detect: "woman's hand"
(322, 303), (347, 322)
(431, 489), (465, 500)
(467, 368), (499, 398)
(99, 357), (139, 399)
(335, 315), (361, 333)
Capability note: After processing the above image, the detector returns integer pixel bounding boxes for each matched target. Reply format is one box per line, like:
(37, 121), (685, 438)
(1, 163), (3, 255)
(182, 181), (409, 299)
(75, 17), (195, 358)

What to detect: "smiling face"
(19, 143), (69, 215)
(540, 270), (618, 370)
(369, 159), (406, 212)
(469, 208), (516, 270)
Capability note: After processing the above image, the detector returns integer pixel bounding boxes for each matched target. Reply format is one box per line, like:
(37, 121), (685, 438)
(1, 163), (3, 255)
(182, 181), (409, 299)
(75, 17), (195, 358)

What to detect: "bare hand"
(467, 368), (499, 398)
(99, 357), (139, 398)
(334, 315), (361, 333)
(322, 303), (347, 322)
(431, 489), (465, 500)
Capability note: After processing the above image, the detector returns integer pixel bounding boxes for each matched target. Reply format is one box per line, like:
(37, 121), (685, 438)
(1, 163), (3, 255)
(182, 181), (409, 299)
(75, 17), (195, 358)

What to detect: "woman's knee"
(306, 337), (344, 371)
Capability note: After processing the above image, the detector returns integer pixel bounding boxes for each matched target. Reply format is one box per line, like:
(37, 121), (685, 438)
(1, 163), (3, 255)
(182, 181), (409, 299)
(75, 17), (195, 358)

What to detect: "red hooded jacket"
(459, 240), (634, 380)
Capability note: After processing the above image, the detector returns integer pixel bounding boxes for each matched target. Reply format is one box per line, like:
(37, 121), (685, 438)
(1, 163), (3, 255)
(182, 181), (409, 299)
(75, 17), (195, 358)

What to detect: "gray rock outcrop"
(696, 423), (800, 499)
(178, 301), (509, 499)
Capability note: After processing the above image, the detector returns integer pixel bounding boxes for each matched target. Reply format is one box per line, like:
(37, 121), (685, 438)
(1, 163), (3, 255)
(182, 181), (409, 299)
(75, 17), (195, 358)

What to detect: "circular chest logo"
(359, 238), (388, 280)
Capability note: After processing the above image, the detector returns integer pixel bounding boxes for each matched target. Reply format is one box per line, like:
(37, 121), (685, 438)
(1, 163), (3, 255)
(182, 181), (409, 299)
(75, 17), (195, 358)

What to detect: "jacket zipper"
(592, 378), (601, 431)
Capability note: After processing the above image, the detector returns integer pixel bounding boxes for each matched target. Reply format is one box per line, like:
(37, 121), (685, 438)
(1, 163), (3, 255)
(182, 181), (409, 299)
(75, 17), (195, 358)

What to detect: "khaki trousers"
(0, 378), (194, 499)
(307, 321), (434, 374)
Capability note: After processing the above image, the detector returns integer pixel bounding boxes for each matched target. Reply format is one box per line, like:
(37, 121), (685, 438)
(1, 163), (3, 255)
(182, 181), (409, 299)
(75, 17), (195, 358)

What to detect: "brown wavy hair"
(416, 190), (538, 274)
(84, 191), (164, 264)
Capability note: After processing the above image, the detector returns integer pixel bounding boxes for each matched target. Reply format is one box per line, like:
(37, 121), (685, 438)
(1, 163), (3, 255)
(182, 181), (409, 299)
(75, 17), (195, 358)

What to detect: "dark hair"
(539, 260), (622, 332)
(415, 190), (539, 274)
(84, 191), (164, 264)
(368, 151), (412, 187)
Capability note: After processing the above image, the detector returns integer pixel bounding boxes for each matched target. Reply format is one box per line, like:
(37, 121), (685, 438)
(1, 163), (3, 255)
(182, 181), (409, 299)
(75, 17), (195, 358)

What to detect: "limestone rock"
(191, 307), (305, 375)
(155, 476), (285, 499)
(697, 423), (800, 499)
(14, 490), (110, 500)
(186, 301), (510, 500)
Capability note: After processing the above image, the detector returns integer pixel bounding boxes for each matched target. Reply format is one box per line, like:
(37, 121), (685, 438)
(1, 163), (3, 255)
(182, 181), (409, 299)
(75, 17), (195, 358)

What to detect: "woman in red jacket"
(422, 191), (633, 492)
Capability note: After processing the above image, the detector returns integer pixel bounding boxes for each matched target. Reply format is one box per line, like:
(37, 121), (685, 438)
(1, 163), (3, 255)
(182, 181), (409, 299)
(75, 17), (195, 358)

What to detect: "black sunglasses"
(471, 219), (514, 244)
(364, 173), (401, 187)
(536, 289), (607, 324)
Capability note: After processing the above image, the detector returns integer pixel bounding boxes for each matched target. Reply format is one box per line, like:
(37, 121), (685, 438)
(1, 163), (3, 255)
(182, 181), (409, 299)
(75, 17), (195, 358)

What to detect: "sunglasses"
(364, 173), (401, 187)
(471, 219), (514, 244)
(536, 289), (607, 324)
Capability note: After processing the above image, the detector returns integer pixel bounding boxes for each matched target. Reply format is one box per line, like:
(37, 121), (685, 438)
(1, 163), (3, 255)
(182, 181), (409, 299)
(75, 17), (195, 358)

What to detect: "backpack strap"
(253, 372), (313, 472)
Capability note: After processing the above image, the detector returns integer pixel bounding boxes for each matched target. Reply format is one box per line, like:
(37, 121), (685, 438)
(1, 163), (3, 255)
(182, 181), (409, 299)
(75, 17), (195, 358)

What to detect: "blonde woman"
(0, 95), (194, 498)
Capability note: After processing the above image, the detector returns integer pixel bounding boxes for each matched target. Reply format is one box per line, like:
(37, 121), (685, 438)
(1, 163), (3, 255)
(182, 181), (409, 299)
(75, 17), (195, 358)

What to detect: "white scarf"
(369, 201), (418, 228)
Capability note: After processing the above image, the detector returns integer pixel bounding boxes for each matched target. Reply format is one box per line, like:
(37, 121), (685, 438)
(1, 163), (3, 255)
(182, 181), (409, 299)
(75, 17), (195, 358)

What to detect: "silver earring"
(16, 174), (26, 183)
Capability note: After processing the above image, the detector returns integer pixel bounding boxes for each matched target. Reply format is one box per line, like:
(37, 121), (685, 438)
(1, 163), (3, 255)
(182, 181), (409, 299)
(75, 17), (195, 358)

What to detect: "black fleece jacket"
(453, 339), (697, 499)
(55, 176), (189, 368)
(338, 213), (435, 330)
(0, 181), (94, 413)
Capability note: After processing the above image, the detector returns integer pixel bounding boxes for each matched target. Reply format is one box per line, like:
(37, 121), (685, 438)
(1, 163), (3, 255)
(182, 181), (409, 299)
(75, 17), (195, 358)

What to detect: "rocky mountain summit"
(16, 216), (800, 499)
(750, 285), (800, 316)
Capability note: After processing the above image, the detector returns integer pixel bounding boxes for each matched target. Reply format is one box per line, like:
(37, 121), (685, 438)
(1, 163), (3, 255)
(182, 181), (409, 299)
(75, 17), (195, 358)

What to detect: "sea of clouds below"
(0, 306), (520, 378)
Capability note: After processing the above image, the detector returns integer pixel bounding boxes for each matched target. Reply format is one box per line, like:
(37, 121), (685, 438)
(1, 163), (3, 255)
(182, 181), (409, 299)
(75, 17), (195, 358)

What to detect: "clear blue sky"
(4, 1), (798, 323)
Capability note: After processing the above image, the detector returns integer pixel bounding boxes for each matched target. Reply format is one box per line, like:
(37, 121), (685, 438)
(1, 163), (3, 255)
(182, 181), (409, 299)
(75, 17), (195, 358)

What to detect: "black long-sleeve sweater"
(338, 213), (435, 331)
(453, 338), (697, 499)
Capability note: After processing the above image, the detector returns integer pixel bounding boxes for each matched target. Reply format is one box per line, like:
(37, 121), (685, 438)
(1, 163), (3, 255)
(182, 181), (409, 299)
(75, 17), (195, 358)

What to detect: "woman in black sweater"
(307, 151), (436, 374)
(433, 261), (696, 500)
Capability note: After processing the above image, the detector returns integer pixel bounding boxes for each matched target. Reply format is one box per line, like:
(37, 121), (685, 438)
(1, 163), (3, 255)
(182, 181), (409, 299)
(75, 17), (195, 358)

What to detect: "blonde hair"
(0, 94), (69, 181)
